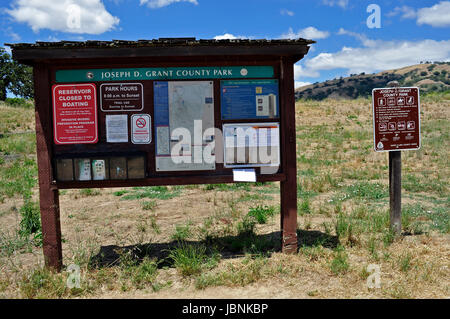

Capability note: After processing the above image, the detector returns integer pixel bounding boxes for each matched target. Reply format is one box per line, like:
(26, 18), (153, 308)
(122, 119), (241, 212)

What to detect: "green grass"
(237, 193), (272, 202)
(236, 215), (257, 236)
(330, 246), (350, 275)
(247, 205), (276, 224)
(345, 182), (389, 201)
(113, 190), (128, 196)
(171, 222), (192, 242)
(402, 204), (449, 234)
(403, 174), (448, 196)
(195, 255), (268, 289)
(298, 198), (312, 215)
(19, 267), (67, 299)
(0, 157), (37, 201)
(298, 245), (326, 261)
(4, 98), (33, 108)
(118, 186), (181, 200)
(141, 200), (157, 211)
(223, 215), (275, 254)
(0, 133), (36, 155)
(119, 255), (160, 290)
(367, 236), (379, 261)
(18, 200), (42, 245)
(168, 243), (219, 277)
(398, 253), (413, 273)
(0, 230), (34, 257)
(204, 183), (252, 192)
(79, 188), (101, 197)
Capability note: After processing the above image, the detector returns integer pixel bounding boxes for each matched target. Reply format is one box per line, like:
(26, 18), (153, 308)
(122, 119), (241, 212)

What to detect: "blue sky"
(1, 0), (449, 87)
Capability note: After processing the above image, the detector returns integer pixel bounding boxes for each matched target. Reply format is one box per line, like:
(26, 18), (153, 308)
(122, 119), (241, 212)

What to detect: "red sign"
(372, 87), (420, 152)
(52, 84), (98, 145)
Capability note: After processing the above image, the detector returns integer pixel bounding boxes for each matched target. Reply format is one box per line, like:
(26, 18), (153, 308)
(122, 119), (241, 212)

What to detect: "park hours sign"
(372, 87), (421, 152)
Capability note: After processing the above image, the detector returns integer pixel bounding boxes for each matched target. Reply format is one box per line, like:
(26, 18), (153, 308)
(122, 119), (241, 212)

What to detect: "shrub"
(19, 200), (42, 245)
(247, 205), (276, 224)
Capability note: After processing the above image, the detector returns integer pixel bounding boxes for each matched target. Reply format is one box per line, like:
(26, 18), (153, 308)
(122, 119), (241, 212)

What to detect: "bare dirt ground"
(0, 96), (448, 299)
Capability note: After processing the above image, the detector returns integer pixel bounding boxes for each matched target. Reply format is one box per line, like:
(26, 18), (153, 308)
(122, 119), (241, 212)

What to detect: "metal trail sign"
(372, 87), (421, 152)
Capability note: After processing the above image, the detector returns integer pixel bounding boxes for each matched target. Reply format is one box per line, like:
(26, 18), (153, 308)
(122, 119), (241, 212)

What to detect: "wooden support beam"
(34, 64), (63, 271)
(280, 57), (298, 253)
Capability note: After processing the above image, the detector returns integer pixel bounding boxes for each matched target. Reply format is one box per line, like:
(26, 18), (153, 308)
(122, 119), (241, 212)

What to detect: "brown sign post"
(372, 84), (421, 235)
(8, 38), (314, 271)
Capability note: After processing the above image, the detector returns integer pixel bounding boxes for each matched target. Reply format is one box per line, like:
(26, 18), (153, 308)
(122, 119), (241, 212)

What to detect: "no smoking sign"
(131, 114), (151, 144)
(136, 117), (146, 128)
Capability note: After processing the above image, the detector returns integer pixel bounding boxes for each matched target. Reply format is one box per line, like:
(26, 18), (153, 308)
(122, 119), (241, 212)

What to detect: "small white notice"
(92, 159), (106, 180)
(77, 159), (91, 181)
(106, 115), (128, 143)
(131, 114), (151, 144)
(233, 169), (256, 182)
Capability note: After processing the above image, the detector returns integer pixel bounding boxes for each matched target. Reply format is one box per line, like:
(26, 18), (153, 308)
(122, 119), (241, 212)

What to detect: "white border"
(372, 87), (421, 152)
(223, 122), (281, 168)
(52, 83), (98, 145)
(99, 83), (144, 112)
(131, 114), (152, 144)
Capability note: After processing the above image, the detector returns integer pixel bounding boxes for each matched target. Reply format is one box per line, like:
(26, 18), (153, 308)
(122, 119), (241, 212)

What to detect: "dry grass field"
(0, 93), (448, 299)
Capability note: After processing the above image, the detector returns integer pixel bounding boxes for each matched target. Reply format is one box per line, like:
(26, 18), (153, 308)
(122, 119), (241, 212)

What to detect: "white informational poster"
(223, 122), (280, 168)
(106, 114), (128, 143)
(131, 114), (151, 144)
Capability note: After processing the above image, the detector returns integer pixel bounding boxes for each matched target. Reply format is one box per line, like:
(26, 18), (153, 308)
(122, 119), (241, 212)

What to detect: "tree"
(0, 47), (33, 100)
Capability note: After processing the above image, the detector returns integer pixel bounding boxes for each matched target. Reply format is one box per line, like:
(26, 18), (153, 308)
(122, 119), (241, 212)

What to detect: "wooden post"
(387, 81), (402, 235)
(34, 64), (63, 271)
(280, 58), (298, 253)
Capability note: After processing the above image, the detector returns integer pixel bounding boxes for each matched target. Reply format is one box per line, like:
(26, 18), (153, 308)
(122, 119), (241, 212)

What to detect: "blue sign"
(221, 80), (279, 120)
(154, 82), (169, 126)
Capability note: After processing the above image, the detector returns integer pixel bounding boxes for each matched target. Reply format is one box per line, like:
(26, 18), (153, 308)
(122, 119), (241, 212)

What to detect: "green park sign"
(56, 66), (274, 82)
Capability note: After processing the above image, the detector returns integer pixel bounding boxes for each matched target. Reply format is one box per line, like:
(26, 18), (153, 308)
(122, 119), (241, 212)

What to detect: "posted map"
(154, 81), (215, 171)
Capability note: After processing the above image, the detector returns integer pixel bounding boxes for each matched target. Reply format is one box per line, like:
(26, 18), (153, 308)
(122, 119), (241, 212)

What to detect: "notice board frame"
(10, 39), (313, 270)
(50, 59), (287, 189)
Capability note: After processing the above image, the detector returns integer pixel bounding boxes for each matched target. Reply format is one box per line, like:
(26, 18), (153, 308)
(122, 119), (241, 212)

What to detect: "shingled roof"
(6, 38), (315, 65)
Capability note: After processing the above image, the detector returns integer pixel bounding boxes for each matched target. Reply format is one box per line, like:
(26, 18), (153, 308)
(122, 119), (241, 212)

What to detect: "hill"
(295, 62), (450, 100)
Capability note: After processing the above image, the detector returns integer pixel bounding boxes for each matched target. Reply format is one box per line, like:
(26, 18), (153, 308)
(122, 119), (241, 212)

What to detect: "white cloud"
(6, 0), (119, 34)
(4, 27), (21, 41)
(387, 6), (417, 19)
(295, 81), (312, 89)
(300, 32), (450, 78)
(337, 28), (376, 47)
(140, 0), (198, 8)
(417, 1), (450, 27)
(387, 2), (450, 27)
(294, 64), (319, 78)
(280, 9), (294, 16)
(213, 33), (249, 40)
(322, 0), (349, 9)
(281, 27), (330, 40)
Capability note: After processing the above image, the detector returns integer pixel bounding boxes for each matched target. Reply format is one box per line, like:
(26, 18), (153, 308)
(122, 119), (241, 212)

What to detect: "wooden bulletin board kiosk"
(8, 38), (314, 270)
